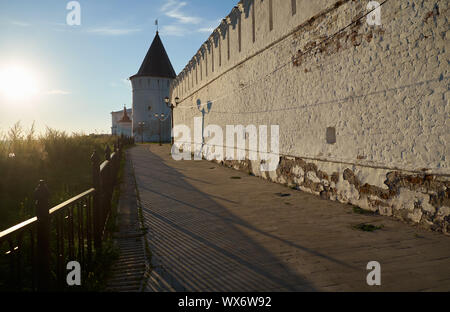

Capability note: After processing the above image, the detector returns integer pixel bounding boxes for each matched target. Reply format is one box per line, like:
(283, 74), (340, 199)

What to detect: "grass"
(0, 122), (117, 231)
(107, 153), (127, 233)
(276, 193), (291, 197)
(79, 151), (127, 291)
(353, 223), (384, 232)
(0, 122), (130, 291)
(79, 240), (120, 292)
(79, 139), (135, 291)
(352, 206), (376, 215)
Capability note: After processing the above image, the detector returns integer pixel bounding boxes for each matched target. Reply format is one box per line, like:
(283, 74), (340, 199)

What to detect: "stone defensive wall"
(169, 0), (449, 233)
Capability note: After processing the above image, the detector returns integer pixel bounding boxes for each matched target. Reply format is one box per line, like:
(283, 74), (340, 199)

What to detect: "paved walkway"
(130, 145), (450, 292)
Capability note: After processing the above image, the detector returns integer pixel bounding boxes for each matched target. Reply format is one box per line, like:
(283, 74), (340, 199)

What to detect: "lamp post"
(153, 113), (169, 146)
(138, 122), (145, 144)
(164, 96), (180, 145)
(111, 125), (117, 136)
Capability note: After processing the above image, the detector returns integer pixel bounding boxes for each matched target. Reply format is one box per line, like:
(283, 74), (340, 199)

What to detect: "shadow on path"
(131, 146), (352, 292)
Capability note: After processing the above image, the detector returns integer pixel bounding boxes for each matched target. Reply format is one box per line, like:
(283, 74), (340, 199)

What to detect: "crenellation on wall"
(291, 0), (297, 16)
(195, 55), (199, 85)
(228, 6), (241, 60)
(173, 0), (350, 101)
(170, 0), (449, 233)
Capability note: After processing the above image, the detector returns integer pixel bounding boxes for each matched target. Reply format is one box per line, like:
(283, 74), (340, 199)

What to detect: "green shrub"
(0, 122), (116, 231)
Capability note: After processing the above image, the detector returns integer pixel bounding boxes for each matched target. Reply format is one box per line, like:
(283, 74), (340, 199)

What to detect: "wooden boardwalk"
(129, 145), (450, 292)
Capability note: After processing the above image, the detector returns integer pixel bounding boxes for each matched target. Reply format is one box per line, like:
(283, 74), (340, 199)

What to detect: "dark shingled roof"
(130, 32), (176, 79)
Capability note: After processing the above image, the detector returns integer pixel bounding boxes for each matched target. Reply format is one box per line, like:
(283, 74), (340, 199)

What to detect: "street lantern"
(165, 96), (180, 145)
(111, 125), (118, 136)
(153, 113), (168, 146)
(138, 121), (146, 144)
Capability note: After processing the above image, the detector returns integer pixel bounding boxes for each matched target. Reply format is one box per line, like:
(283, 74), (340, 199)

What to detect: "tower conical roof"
(130, 32), (176, 79)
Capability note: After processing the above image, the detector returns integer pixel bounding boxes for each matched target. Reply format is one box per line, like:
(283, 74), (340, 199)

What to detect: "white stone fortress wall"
(169, 0), (449, 233)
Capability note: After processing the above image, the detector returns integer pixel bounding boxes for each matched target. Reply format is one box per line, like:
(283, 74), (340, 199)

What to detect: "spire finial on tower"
(119, 105), (131, 123)
(129, 28), (176, 79)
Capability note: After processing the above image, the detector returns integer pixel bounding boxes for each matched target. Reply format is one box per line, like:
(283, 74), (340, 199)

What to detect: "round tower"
(130, 31), (176, 143)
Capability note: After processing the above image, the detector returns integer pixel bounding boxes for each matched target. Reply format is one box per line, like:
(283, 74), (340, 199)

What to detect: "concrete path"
(130, 145), (450, 292)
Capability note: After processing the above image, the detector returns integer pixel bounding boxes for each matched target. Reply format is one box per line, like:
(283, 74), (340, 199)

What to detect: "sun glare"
(0, 64), (40, 101)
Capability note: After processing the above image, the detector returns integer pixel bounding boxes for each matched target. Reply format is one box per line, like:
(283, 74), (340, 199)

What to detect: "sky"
(0, 0), (237, 135)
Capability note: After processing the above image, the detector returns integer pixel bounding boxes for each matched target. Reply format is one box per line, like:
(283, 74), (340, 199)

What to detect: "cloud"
(197, 27), (215, 33)
(161, 0), (201, 24)
(44, 90), (71, 95)
(197, 19), (221, 34)
(160, 2), (221, 37)
(88, 27), (141, 35)
(160, 25), (187, 37)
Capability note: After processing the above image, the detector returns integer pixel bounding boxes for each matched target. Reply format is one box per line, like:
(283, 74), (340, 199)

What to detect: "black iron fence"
(0, 136), (134, 291)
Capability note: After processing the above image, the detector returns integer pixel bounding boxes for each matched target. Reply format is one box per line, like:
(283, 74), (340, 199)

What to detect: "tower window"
(326, 127), (336, 144)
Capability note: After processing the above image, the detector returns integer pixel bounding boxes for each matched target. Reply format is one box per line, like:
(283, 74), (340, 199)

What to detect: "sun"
(0, 63), (39, 101)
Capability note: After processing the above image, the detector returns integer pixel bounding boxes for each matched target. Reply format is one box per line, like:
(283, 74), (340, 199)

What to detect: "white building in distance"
(111, 106), (132, 137)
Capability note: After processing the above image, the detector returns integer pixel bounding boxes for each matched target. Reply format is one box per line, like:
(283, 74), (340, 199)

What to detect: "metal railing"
(0, 136), (134, 291)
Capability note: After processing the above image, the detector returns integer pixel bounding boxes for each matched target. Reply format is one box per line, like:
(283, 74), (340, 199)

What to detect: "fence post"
(35, 180), (50, 291)
(104, 146), (112, 220)
(105, 145), (111, 161)
(91, 151), (102, 251)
